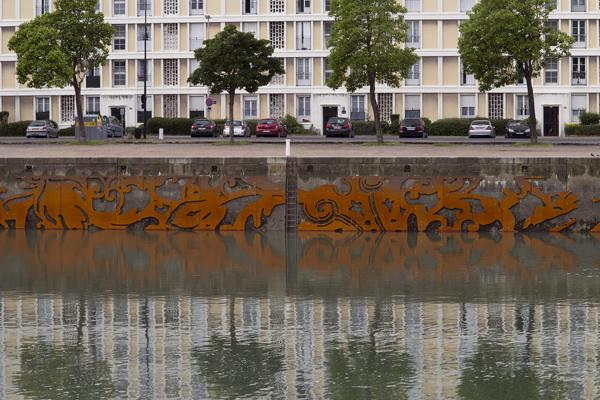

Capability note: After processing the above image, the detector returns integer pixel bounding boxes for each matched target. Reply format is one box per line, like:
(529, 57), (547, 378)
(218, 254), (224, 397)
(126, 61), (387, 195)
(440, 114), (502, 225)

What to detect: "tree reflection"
(325, 338), (414, 399)
(15, 342), (116, 400)
(192, 297), (285, 399)
(457, 339), (569, 399)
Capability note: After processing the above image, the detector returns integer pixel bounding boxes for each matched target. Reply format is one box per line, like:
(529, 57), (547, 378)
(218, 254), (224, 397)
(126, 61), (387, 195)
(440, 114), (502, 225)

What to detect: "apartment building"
(0, 0), (597, 136)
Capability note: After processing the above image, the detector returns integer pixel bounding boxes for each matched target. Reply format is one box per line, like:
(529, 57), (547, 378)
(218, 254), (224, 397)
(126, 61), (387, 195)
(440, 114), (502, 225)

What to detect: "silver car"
(102, 115), (124, 138)
(26, 120), (59, 138)
(222, 120), (251, 137)
(468, 120), (495, 138)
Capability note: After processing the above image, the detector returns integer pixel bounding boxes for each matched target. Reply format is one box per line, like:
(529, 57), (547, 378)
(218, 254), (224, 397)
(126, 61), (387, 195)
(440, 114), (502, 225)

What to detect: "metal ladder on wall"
(285, 158), (298, 232)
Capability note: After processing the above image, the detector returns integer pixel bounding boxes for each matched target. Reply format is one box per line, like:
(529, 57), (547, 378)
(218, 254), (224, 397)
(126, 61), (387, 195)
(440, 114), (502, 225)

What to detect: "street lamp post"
(205, 14), (211, 119)
(143, 0), (148, 139)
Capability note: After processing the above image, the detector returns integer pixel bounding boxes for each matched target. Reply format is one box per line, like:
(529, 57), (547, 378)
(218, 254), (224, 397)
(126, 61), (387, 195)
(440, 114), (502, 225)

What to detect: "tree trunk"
(229, 86), (235, 144)
(368, 77), (383, 144)
(73, 78), (86, 142)
(525, 71), (537, 145)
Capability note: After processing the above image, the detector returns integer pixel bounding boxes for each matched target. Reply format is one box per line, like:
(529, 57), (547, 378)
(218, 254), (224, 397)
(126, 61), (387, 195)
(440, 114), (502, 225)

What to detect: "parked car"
(222, 120), (251, 137)
(505, 120), (530, 138)
(191, 119), (218, 137)
(26, 120), (59, 138)
(256, 118), (287, 137)
(469, 120), (495, 138)
(325, 117), (354, 138)
(102, 115), (123, 138)
(399, 118), (428, 138)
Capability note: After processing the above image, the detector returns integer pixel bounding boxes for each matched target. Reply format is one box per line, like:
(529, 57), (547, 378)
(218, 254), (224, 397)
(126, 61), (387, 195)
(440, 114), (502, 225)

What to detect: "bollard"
(159, 128), (164, 140)
(286, 139), (290, 156)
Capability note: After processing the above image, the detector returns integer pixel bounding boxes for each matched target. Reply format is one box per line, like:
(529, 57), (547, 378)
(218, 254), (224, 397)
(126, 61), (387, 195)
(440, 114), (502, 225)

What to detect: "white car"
(222, 120), (251, 137)
(468, 120), (495, 138)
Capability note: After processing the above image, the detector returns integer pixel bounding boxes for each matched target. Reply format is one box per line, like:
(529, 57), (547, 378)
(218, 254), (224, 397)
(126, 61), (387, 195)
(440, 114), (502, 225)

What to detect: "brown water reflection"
(1, 230), (600, 398)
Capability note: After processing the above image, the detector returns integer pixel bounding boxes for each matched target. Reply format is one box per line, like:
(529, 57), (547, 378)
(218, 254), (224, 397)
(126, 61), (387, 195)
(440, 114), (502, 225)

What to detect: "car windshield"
(508, 121), (527, 127)
(403, 119), (421, 126)
(30, 121), (46, 127)
(472, 120), (490, 126)
(194, 120), (211, 126)
(225, 121), (242, 126)
(329, 118), (347, 124)
(260, 119), (277, 124)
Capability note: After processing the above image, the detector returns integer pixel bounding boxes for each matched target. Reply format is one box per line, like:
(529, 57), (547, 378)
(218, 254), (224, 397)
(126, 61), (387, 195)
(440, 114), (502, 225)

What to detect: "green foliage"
(59, 126), (75, 136)
(281, 114), (309, 134)
(0, 121), (32, 137)
(351, 121), (392, 135)
(8, 0), (115, 142)
(146, 117), (195, 135)
(578, 111), (600, 125)
(565, 124), (600, 136)
(327, 0), (419, 141)
(188, 25), (284, 143)
(0, 111), (9, 124)
(245, 119), (260, 135)
(422, 117), (432, 126)
(491, 119), (511, 136)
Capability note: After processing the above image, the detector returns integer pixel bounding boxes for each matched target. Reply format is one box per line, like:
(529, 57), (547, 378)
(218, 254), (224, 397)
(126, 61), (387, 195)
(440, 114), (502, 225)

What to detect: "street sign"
(206, 98), (213, 106)
(207, 106), (212, 111)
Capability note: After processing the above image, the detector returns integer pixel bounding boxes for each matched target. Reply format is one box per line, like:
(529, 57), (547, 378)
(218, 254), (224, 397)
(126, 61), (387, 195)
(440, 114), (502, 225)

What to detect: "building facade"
(0, 0), (598, 136)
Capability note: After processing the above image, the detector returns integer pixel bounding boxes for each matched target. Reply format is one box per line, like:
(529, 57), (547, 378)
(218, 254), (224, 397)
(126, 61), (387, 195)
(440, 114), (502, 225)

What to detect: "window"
(270, 22), (285, 49)
(545, 0), (557, 9)
(571, 94), (586, 122)
(270, 94), (285, 118)
(270, 0), (285, 13)
(460, 0), (476, 12)
(405, 94), (420, 118)
(189, 23), (205, 51)
(189, 95), (205, 118)
(113, 0), (126, 15)
(297, 58), (311, 86)
(297, 96), (311, 120)
(572, 21), (586, 48)
(460, 61), (475, 85)
(138, 0), (152, 16)
(190, 0), (203, 15)
(86, 67), (101, 88)
(137, 24), (152, 52)
(87, 97), (100, 114)
(270, 58), (285, 86)
(516, 95), (529, 118)
(324, 58), (333, 84)
(164, 59), (179, 86)
(163, 23), (179, 51)
(95, 1), (100, 11)
(572, 57), (586, 85)
(113, 61), (126, 86)
(324, 22), (333, 48)
(571, 0), (585, 11)
(137, 60), (152, 87)
(164, 0), (178, 15)
(189, 58), (200, 86)
(297, 0), (311, 13)
(351, 95), (366, 121)
(243, 22), (258, 39)
(378, 93), (393, 122)
(544, 57), (558, 84)
(36, 97), (50, 120)
(164, 94), (178, 118)
(406, 62), (419, 86)
(35, 0), (50, 15)
(324, 0), (330, 11)
(296, 22), (311, 50)
(488, 93), (504, 119)
(61, 96), (75, 123)
(243, 0), (257, 14)
(405, 0), (419, 12)
(407, 21), (420, 49)
(113, 25), (126, 51)
(244, 97), (258, 119)
(460, 95), (476, 118)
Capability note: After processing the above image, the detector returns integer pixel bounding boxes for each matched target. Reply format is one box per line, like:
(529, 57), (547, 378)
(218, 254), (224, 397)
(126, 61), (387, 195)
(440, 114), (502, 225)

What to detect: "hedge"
(146, 117), (196, 135)
(351, 121), (392, 135)
(579, 111), (600, 125)
(565, 124), (600, 136)
(59, 126), (75, 136)
(0, 121), (32, 137)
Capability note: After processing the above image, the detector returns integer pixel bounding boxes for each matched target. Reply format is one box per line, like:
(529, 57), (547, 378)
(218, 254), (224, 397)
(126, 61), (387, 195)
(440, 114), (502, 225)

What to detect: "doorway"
(111, 107), (125, 128)
(543, 106), (559, 136)
(322, 106), (338, 133)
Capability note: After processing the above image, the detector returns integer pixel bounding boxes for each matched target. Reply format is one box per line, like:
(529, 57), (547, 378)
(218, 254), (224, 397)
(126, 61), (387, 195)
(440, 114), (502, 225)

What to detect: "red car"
(256, 118), (287, 137)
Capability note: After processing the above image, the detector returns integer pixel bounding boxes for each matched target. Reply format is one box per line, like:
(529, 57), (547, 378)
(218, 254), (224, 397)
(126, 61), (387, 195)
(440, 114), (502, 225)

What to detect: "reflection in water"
(1, 230), (600, 398)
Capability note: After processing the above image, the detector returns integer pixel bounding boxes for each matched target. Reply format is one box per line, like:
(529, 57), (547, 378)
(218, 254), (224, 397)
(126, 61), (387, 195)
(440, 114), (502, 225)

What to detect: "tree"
(8, 0), (114, 142)
(188, 25), (285, 143)
(458, 0), (573, 144)
(327, 0), (419, 144)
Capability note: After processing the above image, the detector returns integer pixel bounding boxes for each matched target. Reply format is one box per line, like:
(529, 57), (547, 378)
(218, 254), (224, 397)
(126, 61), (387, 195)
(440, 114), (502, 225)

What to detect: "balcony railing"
(572, 71), (586, 85)
(86, 76), (101, 88)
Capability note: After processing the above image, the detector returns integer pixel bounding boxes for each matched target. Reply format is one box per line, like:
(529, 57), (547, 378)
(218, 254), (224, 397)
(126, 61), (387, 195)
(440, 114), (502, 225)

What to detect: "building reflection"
(0, 230), (600, 398)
